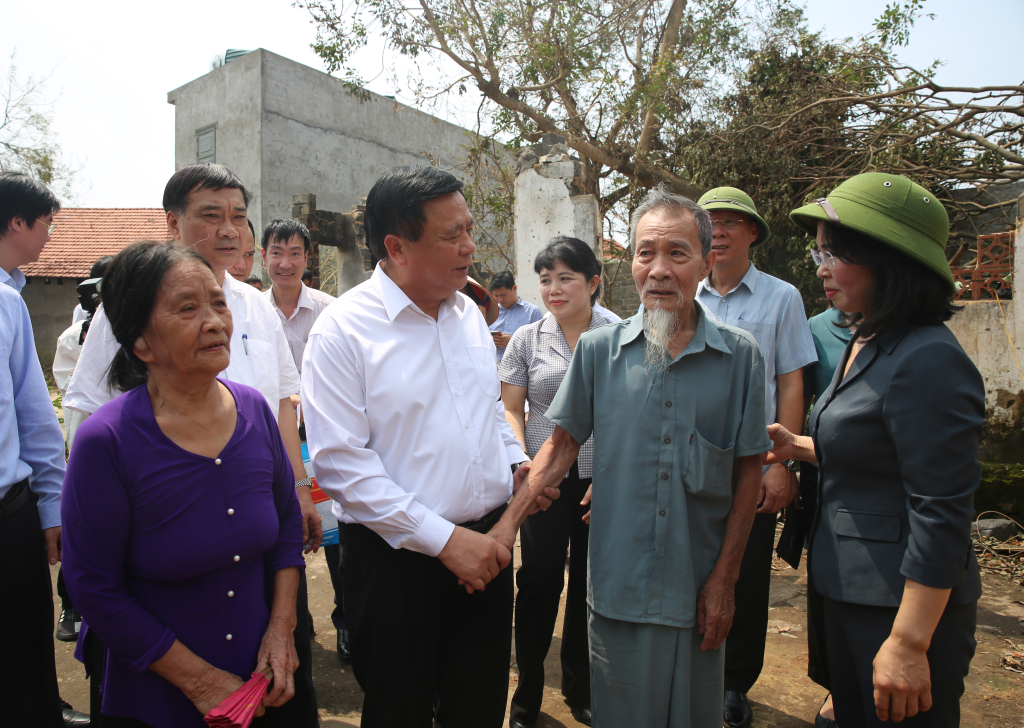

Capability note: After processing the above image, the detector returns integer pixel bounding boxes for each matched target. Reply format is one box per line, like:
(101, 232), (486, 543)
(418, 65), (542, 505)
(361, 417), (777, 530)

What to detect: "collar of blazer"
(834, 324), (916, 395)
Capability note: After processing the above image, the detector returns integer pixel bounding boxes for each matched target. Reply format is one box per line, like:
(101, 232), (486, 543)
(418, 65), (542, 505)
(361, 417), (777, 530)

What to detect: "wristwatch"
(294, 476), (312, 489)
(510, 461), (526, 475)
(784, 459), (799, 473)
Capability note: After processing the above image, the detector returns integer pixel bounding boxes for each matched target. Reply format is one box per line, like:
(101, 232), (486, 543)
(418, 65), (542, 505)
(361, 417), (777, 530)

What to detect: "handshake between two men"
(438, 456), (564, 594)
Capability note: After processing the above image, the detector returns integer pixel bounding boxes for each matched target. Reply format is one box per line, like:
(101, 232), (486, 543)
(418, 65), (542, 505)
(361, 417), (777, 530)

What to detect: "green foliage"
(0, 53), (76, 200)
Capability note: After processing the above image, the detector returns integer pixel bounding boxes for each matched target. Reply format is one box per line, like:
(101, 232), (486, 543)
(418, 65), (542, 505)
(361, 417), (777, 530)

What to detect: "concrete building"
(21, 208), (168, 372)
(167, 49), (485, 289)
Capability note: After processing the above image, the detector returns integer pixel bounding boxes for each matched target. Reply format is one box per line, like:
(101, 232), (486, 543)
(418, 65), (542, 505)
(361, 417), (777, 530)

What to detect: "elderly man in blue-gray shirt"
(527, 186), (771, 727)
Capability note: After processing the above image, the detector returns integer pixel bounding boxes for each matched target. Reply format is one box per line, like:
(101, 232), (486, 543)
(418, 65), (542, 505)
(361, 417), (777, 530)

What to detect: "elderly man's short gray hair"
(628, 185), (713, 257)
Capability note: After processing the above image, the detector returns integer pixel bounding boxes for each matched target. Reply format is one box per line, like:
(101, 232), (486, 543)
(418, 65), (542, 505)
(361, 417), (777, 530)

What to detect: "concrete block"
(537, 161), (577, 181)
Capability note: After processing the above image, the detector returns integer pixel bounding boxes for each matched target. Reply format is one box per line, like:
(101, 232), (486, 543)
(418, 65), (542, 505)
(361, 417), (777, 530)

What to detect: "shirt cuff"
(401, 508), (456, 558)
(505, 442), (527, 467)
(37, 497), (62, 530)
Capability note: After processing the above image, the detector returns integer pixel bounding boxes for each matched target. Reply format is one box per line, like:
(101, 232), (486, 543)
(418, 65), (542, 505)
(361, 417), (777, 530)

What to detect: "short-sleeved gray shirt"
(546, 307), (771, 628)
(498, 309), (612, 477)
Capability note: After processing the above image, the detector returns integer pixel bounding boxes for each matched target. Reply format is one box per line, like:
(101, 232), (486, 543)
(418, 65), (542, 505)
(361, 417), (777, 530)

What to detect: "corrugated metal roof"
(22, 208), (169, 278)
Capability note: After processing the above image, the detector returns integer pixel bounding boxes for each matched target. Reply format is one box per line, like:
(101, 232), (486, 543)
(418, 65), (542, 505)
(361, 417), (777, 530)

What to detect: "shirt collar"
(371, 263), (463, 322)
(540, 308), (607, 336)
(220, 272), (247, 298)
(827, 307), (854, 343)
(621, 304), (730, 357)
(0, 266), (26, 292)
(266, 282), (315, 314)
(698, 262), (762, 298)
(502, 297), (524, 312)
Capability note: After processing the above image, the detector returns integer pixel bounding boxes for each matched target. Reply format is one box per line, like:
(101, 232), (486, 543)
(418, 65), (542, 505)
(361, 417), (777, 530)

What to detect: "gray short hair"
(628, 185), (713, 257)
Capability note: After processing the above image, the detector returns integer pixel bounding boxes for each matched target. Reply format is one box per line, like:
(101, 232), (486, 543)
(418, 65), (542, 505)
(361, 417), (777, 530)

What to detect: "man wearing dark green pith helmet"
(695, 186), (818, 728)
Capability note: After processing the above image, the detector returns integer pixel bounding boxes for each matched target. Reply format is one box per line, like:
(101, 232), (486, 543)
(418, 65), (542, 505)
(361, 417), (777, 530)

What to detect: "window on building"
(196, 124), (217, 164)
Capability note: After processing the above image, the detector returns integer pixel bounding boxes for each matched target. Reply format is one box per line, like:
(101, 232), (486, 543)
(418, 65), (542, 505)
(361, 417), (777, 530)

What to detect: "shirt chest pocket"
(244, 338), (279, 406)
(466, 345), (499, 398)
(684, 429), (735, 499)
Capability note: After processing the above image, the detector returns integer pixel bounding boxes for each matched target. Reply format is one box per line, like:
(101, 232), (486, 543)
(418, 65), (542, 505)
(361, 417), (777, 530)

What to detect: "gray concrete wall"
(22, 277), (80, 376)
(169, 49), (484, 283)
(258, 50), (475, 225)
(167, 51), (264, 229)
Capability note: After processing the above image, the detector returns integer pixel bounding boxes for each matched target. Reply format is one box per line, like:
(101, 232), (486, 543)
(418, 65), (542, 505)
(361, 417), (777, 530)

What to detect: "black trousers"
(824, 597), (977, 727)
(510, 463), (591, 723)
(343, 520), (514, 728)
(724, 510), (777, 694)
(88, 569), (319, 727)
(324, 538), (347, 631)
(0, 482), (63, 728)
(799, 463), (830, 691)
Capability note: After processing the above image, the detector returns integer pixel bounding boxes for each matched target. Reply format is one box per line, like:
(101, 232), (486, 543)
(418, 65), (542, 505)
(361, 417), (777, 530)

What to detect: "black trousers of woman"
(510, 462), (592, 724)
(798, 462), (830, 691)
(824, 597), (976, 727)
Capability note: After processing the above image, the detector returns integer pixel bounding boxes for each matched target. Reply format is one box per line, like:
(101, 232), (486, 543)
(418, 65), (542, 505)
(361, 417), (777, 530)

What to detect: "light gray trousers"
(589, 609), (725, 728)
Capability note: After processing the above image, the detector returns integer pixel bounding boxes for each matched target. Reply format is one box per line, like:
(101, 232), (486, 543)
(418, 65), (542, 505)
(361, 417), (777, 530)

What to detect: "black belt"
(457, 503), (508, 534)
(0, 479), (29, 525)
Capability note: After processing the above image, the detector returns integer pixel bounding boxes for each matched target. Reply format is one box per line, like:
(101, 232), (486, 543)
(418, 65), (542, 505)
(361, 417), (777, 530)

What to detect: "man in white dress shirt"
(62, 163), (321, 726)
(303, 166), (559, 728)
(261, 218), (335, 372)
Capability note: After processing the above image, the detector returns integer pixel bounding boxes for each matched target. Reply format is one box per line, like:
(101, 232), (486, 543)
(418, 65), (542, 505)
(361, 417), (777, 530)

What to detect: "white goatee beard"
(643, 304), (681, 377)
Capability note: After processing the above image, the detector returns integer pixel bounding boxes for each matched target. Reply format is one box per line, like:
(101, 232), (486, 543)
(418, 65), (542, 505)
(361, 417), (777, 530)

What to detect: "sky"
(1, 0), (1020, 207)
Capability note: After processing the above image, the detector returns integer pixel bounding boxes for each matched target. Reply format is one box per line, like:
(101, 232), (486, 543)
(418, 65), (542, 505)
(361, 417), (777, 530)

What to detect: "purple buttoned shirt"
(62, 380), (305, 728)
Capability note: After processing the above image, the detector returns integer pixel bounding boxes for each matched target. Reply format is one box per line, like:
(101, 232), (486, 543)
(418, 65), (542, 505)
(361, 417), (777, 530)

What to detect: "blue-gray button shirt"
(489, 297), (543, 361)
(546, 308), (771, 628)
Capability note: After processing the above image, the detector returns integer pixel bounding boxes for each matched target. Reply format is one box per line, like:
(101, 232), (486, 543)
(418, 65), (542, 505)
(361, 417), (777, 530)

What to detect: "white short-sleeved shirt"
(63, 272), (300, 419)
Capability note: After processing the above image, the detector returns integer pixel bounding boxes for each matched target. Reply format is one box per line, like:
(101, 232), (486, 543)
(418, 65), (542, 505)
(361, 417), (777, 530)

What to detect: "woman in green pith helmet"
(765, 172), (984, 727)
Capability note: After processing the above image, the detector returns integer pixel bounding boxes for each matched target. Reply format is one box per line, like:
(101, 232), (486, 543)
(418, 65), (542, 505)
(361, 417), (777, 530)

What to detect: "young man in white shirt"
(303, 165), (557, 728)
(62, 163), (321, 726)
(261, 219), (335, 372)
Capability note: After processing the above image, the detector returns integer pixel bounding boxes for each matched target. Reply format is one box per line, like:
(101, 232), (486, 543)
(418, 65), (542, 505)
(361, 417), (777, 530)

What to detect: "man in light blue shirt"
(696, 186), (817, 728)
(489, 271), (542, 361)
(0, 171), (77, 726)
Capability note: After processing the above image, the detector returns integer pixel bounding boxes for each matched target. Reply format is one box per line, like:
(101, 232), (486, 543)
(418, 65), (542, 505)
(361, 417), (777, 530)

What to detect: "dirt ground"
(50, 532), (1024, 727)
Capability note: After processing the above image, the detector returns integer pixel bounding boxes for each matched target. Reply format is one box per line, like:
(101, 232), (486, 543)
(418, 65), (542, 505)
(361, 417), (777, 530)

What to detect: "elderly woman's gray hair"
(628, 185), (713, 257)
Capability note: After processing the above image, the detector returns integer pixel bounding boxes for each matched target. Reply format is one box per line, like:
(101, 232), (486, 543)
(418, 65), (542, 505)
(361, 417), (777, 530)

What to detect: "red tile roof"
(21, 208), (169, 278)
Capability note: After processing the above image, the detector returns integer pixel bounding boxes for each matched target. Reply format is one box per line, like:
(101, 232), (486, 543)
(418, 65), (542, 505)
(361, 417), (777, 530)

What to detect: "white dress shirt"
(265, 283), (336, 371)
(53, 320), (85, 391)
(63, 272), (300, 418)
(302, 265), (527, 557)
(72, 304), (87, 325)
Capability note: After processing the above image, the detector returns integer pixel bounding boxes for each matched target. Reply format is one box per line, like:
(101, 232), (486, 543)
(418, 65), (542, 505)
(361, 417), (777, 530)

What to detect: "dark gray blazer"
(807, 323), (984, 608)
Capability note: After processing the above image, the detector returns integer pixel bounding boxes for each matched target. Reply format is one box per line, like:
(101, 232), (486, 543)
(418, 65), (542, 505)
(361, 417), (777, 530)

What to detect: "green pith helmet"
(698, 187), (771, 246)
(790, 173), (953, 289)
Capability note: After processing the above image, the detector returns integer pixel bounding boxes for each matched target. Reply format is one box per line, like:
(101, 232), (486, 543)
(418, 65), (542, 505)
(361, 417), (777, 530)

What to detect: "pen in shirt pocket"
(242, 333), (249, 355)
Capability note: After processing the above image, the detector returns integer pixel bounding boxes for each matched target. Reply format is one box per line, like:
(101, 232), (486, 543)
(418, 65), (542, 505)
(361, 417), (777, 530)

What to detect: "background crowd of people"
(1, 160), (985, 728)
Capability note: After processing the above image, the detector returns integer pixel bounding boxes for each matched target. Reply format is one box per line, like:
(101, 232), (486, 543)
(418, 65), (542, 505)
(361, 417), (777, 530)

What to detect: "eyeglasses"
(810, 249), (836, 269)
(711, 219), (746, 230)
(37, 218), (56, 235)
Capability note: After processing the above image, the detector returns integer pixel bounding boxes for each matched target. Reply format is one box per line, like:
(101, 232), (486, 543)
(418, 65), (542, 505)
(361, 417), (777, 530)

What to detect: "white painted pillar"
(513, 146), (601, 311)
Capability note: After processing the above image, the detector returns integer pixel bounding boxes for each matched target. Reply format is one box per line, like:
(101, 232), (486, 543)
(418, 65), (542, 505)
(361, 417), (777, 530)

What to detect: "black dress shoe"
(336, 628), (352, 661)
(724, 690), (752, 728)
(56, 608), (80, 642)
(61, 699), (90, 726)
(815, 694), (838, 728)
(569, 705), (593, 726)
(508, 716), (535, 728)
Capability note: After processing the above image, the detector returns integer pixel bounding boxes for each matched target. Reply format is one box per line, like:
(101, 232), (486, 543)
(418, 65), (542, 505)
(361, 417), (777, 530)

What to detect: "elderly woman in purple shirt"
(61, 241), (305, 728)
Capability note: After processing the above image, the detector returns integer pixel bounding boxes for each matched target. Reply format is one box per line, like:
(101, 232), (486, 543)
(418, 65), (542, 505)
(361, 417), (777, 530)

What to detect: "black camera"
(76, 277), (102, 345)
